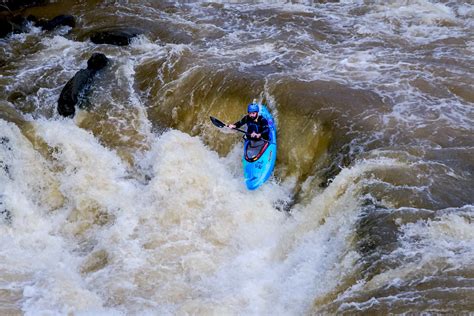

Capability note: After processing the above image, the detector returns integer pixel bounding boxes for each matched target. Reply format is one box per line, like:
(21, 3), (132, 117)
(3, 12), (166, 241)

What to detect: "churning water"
(1, 0), (473, 314)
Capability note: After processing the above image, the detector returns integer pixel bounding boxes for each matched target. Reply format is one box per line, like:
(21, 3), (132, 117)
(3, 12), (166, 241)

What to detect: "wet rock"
(26, 15), (37, 23)
(90, 28), (142, 46)
(0, 13), (75, 38)
(57, 69), (94, 117)
(10, 15), (28, 32)
(0, 18), (10, 38)
(87, 52), (108, 71)
(0, 15), (28, 38)
(35, 14), (75, 31)
(57, 53), (109, 117)
(0, 0), (47, 12)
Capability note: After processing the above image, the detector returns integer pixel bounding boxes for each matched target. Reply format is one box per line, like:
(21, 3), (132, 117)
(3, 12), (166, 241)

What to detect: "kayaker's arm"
(234, 116), (248, 128)
(228, 116), (248, 129)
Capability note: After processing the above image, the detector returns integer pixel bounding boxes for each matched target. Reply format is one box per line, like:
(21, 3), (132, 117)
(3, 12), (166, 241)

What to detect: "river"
(0, 0), (473, 314)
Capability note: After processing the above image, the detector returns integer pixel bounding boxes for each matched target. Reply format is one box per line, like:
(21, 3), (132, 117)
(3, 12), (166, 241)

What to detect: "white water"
(0, 117), (409, 314)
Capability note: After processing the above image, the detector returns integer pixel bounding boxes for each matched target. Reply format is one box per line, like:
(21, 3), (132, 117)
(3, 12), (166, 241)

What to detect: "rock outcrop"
(90, 28), (142, 46)
(57, 53), (109, 117)
(35, 14), (75, 30)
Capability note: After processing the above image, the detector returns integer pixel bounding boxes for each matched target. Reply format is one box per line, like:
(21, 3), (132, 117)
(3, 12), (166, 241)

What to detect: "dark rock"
(87, 52), (108, 71)
(36, 14), (75, 31)
(90, 29), (141, 46)
(0, 15), (28, 38)
(11, 15), (28, 32)
(26, 15), (38, 23)
(0, 13), (75, 38)
(57, 53), (109, 117)
(0, 0), (47, 12)
(0, 17), (11, 38)
(57, 69), (94, 117)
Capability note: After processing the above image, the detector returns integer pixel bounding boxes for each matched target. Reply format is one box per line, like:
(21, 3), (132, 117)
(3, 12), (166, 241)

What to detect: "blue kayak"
(243, 105), (277, 190)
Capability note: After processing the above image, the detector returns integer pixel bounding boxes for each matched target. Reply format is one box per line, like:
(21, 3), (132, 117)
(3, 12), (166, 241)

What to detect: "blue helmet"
(247, 103), (259, 113)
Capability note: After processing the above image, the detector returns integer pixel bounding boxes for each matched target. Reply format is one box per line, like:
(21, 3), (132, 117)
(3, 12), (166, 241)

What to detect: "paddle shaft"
(210, 116), (271, 144)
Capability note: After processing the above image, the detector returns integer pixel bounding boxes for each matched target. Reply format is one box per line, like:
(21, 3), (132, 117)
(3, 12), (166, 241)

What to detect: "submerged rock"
(35, 14), (75, 31)
(0, 14), (75, 38)
(80, 249), (109, 274)
(90, 28), (142, 46)
(57, 53), (109, 117)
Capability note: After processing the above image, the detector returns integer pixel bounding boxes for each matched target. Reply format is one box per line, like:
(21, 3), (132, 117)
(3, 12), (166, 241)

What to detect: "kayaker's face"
(248, 112), (258, 119)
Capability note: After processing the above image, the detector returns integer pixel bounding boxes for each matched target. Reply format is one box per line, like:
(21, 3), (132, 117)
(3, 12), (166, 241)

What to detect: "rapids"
(0, 0), (473, 314)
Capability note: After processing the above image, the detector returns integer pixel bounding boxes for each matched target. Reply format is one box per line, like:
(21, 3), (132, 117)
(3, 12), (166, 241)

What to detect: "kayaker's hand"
(228, 124), (236, 129)
(250, 132), (260, 138)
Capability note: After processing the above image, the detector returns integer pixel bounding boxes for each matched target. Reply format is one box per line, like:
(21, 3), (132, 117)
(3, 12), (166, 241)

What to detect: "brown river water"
(0, 0), (473, 314)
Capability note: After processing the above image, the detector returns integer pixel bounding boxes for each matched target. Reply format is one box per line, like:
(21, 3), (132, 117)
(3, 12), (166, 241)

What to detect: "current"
(0, 0), (473, 314)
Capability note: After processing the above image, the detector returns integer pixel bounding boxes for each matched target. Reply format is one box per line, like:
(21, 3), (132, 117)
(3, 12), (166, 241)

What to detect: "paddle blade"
(210, 116), (226, 128)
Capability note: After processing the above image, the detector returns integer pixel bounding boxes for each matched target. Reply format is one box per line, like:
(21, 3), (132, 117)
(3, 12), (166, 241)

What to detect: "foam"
(2, 116), (402, 314)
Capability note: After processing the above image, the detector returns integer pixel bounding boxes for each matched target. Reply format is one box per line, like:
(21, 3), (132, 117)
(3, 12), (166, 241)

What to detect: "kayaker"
(228, 102), (269, 141)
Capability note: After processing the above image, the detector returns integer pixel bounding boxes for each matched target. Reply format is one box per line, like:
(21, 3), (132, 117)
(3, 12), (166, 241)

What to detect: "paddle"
(210, 116), (246, 133)
(209, 116), (271, 143)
